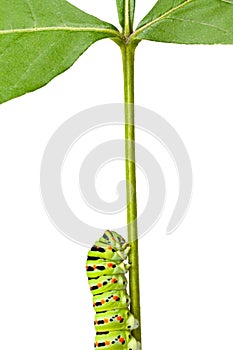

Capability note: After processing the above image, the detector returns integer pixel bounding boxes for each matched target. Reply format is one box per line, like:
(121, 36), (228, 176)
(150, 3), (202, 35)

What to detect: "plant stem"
(124, 0), (132, 36)
(121, 41), (142, 345)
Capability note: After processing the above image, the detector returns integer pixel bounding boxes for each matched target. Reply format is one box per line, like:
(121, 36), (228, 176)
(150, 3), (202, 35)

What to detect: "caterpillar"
(86, 230), (141, 350)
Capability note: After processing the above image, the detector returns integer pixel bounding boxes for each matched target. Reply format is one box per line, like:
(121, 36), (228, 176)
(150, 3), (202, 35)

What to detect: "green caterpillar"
(86, 230), (141, 350)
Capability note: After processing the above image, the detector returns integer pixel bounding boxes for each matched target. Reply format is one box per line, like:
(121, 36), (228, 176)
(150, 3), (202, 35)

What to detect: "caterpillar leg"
(126, 334), (141, 350)
(124, 263), (131, 271)
(117, 246), (131, 260)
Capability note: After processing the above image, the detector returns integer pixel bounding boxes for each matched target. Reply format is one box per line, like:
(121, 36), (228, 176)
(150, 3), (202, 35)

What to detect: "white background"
(0, 1), (233, 349)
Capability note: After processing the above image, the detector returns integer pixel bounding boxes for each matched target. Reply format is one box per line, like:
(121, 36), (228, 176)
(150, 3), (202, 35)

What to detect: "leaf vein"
(24, 0), (37, 27)
(0, 26), (121, 38)
(220, 0), (233, 4)
(0, 35), (20, 59)
(167, 16), (231, 34)
(52, 0), (68, 27)
(10, 42), (57, 91)
(132, 0), (193, 38)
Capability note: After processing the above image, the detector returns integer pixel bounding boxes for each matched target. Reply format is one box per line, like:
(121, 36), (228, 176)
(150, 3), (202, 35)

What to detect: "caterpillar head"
(100, 230), (126, 249)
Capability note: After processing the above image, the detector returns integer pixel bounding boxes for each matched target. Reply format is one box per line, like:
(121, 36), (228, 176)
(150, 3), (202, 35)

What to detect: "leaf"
(116, 0), (135, 29)
(0, 0), (120, 104)
(133, 0), (233, 44)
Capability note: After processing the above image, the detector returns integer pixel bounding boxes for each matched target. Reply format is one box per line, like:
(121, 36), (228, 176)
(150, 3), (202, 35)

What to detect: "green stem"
(121, 41), (142, 345)
(124, 0), (132, 36)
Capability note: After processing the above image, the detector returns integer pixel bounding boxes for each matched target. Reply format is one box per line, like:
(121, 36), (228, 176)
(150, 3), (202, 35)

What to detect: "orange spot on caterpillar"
(104, 318), (109, 323)
(119, 338), (125, 343)
(101, 299), (106, 304)
(107, 263), (113, 268)
(113, 295), (119, 301)
(93, 265), (97, 270)
(105, 341), (110, 346)
(108, 246), (112, 250)
(117, 316), (123, 321)
(111, 278), (117, 283)
(97, 283), (102, 288)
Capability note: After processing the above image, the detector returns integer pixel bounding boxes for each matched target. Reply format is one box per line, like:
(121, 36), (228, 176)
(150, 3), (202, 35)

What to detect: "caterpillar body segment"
(94, 309), (139, 332)
(86, 260), (130, 279)
(93, 290), (130, 312)
(86, 230), (141, 350)
(94, 331), (141, 350)
(88, 242), (130, 261)
(88, 274), (127, 296)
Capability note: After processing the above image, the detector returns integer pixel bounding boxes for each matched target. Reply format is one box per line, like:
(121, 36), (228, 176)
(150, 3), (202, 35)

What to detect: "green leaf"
(0, 0), (120, 104)
(133, 0), (233, 44)
(116, 0), (135, 29)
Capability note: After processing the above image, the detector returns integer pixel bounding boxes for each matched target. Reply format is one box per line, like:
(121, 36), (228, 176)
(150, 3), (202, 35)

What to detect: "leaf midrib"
(0, 26), (121, 37)
(131, 0), (194, 39)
